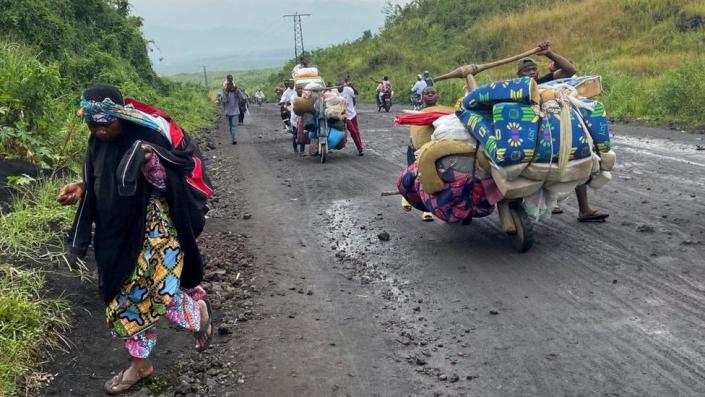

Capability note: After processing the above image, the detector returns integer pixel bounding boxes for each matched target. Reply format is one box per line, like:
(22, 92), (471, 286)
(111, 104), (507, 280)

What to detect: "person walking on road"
(337, 78), (364, 156)
(221, 81), (245, 144)
(238, 89), (248, 125)
(279, 80), (296, 132)
(290, 84), (307, 155)
(401, 85), (447, 221)
(516, 41), (608, 222)
(58, 84), (213, 395)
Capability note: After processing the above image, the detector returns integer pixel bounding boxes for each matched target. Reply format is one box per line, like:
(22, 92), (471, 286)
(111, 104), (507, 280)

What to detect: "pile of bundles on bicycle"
(395, 74), (616, 224)
(290, 65), (348, 155)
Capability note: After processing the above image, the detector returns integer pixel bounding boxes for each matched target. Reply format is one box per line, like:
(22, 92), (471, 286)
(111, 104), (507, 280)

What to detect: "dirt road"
(44, 103), (705, 396)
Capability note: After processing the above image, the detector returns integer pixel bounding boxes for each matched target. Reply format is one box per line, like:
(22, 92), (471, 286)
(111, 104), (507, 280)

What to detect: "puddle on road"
(613, 136), (705, 168)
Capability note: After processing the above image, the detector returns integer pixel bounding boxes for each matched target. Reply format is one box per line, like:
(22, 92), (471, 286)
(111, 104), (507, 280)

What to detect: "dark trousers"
(292, 127), (305, 153)
(407, 143), (416, 166)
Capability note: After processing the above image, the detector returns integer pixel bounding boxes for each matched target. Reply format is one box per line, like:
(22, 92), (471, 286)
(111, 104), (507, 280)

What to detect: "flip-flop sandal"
(401, 197), (412, 212)
(195, 299), (213, 352)
(578, 211), (609, 223)
(421, 212), (434, 222)
(552, 206), (564, 214)
(103, 370), (151, 395)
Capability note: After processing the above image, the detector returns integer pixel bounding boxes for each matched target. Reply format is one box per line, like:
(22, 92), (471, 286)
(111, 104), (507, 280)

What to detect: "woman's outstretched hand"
(57, 182), (85, 205)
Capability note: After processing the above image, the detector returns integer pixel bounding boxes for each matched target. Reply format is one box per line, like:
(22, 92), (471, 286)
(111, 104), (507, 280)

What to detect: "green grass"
(0, 177), (76, 267)
(0, 264), (70, 396)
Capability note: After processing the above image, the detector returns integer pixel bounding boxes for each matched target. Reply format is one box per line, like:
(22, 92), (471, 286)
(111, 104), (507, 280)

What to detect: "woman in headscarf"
(57, 84), (213, 395)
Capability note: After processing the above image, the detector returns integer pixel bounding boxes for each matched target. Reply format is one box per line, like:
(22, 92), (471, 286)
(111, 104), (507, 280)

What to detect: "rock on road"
(206, 103), (705, 396)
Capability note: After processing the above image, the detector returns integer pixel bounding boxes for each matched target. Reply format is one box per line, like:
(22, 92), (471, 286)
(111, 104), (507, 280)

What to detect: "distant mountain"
(156, 48), (291, 76)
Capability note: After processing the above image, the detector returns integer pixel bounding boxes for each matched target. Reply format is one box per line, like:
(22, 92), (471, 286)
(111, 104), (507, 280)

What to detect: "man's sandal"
(401, 197), (412, 212)
(578, 210), (609, 223)
(195, 299), (213, 352)
(103, 370), (151, 395)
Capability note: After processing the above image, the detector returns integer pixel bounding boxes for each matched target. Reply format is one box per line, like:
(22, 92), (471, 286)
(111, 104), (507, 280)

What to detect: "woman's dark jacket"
(68, 122), (206, 303)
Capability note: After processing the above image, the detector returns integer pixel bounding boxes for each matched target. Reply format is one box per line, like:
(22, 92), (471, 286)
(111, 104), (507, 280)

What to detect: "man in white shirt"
(289, 84), (306, 155)
(337, 78), (363, 156)
(410, 75), (426, 108)
(278, 80), (296, 131)
(254, 90), (265, 105)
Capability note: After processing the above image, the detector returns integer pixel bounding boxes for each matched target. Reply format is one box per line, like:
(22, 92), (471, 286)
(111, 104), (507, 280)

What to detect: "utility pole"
(282, 12), (311, 60)
(202, 66), (209, 88)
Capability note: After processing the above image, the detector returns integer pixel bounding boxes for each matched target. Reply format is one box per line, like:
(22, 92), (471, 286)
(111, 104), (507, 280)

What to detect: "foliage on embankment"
(0, 1), (217, 394)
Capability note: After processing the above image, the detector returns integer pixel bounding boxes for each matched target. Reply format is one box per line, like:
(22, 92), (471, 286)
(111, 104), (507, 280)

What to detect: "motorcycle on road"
(410, 93), (422, 111)
(378, 91), (393, 112)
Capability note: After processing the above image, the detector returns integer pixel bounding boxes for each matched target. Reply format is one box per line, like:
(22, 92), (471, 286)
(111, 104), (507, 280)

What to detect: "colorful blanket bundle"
(460, 76), (539, 111)
(451, 76), (616, 212)
(456, 80), (601, 167)
(577, 98), (611, 153)
(396, 163), (495, 223)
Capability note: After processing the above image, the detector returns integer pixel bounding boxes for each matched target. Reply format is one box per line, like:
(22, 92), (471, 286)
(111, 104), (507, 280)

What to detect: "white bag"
(294, 67), (319, 78)
(431, 115), (475, 144)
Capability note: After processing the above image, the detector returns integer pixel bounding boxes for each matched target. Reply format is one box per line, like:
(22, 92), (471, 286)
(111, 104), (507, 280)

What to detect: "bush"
(652, 59), (705, 127)
(0, 43), (62, 166)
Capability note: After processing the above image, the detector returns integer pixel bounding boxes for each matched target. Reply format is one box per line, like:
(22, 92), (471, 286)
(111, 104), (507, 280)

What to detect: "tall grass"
(0, 264), (70, 396)
(0, 177), (76, 266)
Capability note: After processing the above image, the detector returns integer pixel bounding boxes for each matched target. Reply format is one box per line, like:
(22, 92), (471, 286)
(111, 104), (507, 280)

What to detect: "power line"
(282, 12), (311, 60)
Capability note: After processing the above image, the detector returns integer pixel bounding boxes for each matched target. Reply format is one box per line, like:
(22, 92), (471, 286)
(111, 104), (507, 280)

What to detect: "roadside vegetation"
(268, 0), (705, 129)
(0, 1), (216, 394)
(170, 67), (279, 95)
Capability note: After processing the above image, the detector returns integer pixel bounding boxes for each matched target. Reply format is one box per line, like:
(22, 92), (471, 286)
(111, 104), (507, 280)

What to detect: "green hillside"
(169, 67), (279, 94)
(269, 0), (705, 129)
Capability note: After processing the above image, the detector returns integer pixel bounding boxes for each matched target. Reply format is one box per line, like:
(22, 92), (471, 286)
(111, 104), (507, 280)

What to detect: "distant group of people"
(276, 72), (364, 157)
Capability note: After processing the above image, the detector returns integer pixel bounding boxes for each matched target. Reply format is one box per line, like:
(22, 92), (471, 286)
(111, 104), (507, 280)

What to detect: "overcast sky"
(130, 0), (411, 74)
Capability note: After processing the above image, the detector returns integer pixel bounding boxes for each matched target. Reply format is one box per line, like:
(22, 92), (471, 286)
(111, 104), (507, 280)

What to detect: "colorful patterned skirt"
(106, 194), (184, 338)
(397, 163), (495, 223)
